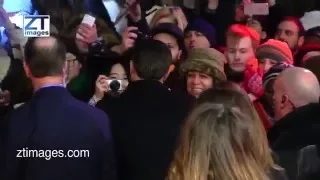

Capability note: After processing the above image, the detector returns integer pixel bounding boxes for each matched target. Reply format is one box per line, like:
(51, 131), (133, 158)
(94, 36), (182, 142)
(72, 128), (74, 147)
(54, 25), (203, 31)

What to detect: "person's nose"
(278, 32), (286, 41)
(189, 33), (197, 41)
(234, 51), (241, 61)
(263, 64), (272, 74)
(191, 75), (200, 85)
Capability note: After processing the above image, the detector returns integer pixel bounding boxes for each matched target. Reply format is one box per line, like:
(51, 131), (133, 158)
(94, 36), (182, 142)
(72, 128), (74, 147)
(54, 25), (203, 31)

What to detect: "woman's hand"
(126, 0), (142, 22)
(95, 75), (109, 100)
(76, 23), (98, 44)
(120, 26), (138, 52)
(75, 23), (98, 53)
(171, 7), (188, 31)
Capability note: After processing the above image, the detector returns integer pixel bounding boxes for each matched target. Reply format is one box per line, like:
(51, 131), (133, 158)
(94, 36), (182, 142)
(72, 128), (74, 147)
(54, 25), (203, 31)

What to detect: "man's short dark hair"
(131, 39), (172, 80)
(24, 34), (66, 78)
(281, 16), (305, 37)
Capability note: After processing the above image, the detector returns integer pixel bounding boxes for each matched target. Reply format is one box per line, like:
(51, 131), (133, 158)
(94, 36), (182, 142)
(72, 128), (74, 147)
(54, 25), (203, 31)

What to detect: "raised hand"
(95, 75), (109, 100)
(75, 23), (98, 53)
(126, 0), (141, 22)
(171, 7), (188, 31)
(120, 26), (138, 52)
(76, 23), (98, 44)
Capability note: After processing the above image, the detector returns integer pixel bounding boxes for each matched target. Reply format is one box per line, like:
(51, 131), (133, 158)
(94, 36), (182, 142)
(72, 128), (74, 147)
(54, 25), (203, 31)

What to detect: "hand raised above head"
(125, 0), (142, 22)
(76, 23), (98, 44)
(120, 26), (138, 51)
(171, 7), (188, 31)
(0, 7), (12, 28)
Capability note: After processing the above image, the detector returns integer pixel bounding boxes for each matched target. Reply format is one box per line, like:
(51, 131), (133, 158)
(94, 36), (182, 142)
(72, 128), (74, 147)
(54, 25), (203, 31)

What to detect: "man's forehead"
(278, 20), (299, 32)
(227, 36), (252, 49)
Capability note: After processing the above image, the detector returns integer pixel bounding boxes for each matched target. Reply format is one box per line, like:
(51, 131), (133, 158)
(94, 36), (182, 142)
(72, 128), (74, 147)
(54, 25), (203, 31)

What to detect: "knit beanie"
(262, 62), (293, 90)
(185, 18), (216, 47)
(180, 48), (226, 81)
(256, 39), (294, 65)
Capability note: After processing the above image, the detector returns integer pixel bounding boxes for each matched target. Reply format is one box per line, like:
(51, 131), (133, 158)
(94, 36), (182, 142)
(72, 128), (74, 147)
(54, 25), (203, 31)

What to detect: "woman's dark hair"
(105, 61), (130, 79)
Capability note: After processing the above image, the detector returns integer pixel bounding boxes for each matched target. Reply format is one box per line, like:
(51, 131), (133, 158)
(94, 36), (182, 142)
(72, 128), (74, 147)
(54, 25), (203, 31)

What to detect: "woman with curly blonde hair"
(168, 84), (287, 180)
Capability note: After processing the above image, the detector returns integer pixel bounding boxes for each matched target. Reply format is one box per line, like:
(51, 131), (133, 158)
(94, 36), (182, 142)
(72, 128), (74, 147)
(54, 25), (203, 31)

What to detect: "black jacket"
(297, 145), (320, 180)
(268, 103), (320, 179)
(1, 87), (116, 180)
(97, 80), (194, 180)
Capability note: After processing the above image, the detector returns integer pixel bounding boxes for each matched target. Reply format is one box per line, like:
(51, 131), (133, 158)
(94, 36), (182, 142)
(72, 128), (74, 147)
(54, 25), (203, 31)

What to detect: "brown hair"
(168, 85), (281, 180)
(226, 24), (261, 49)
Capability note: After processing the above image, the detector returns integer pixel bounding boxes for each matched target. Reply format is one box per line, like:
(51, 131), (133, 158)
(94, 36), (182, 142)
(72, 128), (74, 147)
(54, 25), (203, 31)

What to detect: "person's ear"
(62, 61), (69, 81)
(129, 60), (136, 77)
(162, 65), (173, 82)
(261, 31), (267, 40)
(23, 61), (31, 78)
(63, 61), (68, 74)
(177, 50), (182, 61)
(280, 95), (292, 109)
(298, 36), (304, 47)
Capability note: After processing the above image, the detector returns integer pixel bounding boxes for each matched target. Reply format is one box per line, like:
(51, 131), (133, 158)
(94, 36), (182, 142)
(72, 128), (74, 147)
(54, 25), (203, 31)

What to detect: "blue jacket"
(1, 86), (116, 180)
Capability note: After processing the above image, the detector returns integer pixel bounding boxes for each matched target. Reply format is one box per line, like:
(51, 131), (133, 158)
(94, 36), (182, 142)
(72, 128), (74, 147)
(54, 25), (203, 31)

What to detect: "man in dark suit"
(268, 67), (320, 179)
(97, 39), (193, 180)
(1, 35), (116, 180)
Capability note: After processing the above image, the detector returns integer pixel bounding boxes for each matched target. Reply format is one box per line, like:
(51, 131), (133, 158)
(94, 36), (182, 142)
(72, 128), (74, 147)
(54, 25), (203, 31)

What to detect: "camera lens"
(109, 80), (120, 92)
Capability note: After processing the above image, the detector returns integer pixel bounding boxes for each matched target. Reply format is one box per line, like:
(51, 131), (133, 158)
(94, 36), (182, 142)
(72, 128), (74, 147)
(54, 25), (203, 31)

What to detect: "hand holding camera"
(95, 75), (126, 99)
(120, 26), (139, 52)
(95, 75), (109, 100)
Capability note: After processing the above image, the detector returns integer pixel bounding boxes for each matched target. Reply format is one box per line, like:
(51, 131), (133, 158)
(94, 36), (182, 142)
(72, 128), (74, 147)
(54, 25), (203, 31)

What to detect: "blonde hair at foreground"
(149, 7), (177, 28)
(168, 87), (280, 180)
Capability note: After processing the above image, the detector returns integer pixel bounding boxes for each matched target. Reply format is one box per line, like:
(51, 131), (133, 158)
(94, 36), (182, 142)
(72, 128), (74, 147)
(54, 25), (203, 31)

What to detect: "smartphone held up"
(76, 14), (96, 40)
(244, 3), (269, 16)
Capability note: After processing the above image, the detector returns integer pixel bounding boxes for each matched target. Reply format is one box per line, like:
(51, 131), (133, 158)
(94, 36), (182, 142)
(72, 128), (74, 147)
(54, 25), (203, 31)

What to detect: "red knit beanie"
(256, 39), (294, 65)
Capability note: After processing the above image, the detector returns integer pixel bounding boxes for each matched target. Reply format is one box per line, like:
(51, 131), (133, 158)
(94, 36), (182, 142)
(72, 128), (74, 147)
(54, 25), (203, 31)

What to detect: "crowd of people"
(1, 0), (320, 179)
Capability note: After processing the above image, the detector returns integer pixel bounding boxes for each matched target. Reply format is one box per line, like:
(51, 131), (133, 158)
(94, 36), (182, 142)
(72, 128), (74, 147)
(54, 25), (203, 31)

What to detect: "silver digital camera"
(106, 79), (124, 92)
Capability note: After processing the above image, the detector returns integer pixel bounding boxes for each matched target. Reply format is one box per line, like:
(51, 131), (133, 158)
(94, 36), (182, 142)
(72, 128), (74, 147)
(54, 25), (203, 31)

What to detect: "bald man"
(273, 67), (320, 120)
(2, 35), (116, 180)
(268, 67), (320, 179)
